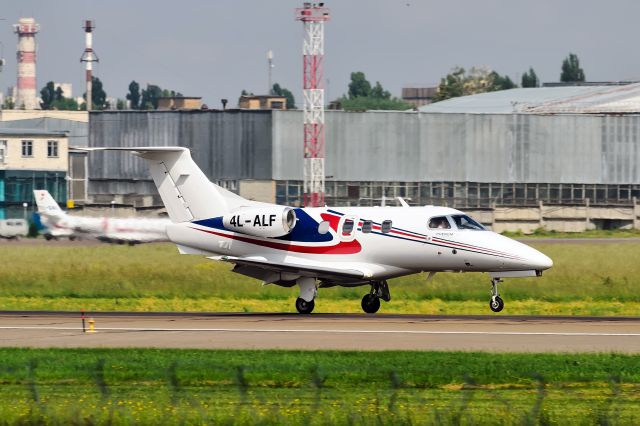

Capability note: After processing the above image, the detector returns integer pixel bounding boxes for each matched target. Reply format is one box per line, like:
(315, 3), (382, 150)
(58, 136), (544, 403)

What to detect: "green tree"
(434, 67), (467, 101)
(489, 71), (516, 91)
(348, 72), (372, 99)
(83, 76), (107, 110)
(40, 81), (79, 110)
(560, 53), (585, 82)
(126, 81), (140, 109)
(2, 97), (15, 110)
(521, 67), (539, 88)
(116, 99), (126, 110)
(140, 84), (162, 110)
(370, 81), (391, 99)
(40, 81), (57, 110)
(272, 83), (296, 109)
(340, 96), (411, 111)
(434, 66), (516, 102)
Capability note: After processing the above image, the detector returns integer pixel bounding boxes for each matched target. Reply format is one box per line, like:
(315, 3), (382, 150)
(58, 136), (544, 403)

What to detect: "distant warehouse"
(88, 84), (640, 231)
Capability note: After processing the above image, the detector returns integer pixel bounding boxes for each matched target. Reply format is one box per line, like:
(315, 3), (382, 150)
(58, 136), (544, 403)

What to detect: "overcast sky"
(2, 0), (640, 107)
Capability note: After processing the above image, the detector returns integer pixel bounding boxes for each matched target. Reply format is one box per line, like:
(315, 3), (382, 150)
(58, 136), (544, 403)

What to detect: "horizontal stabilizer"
(78, 147), (248, 222)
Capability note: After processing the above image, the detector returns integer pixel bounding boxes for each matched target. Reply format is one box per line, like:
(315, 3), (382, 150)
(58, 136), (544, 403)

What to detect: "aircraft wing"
(213, 255), (369, 284)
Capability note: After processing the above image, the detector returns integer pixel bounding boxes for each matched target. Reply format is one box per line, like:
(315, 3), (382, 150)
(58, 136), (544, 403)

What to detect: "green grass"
(0, 348), (638, 424)
(1, 242), (640, 315)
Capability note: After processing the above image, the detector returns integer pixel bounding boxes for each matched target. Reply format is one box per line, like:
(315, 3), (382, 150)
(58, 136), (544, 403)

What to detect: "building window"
(21, 140), (33, 157)
(47, 140), (59, 158)
(0, 140), (6, 163)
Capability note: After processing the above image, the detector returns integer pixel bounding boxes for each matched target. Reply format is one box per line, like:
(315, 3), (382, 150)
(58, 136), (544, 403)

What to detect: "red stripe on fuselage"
(191, 227), (362, 255)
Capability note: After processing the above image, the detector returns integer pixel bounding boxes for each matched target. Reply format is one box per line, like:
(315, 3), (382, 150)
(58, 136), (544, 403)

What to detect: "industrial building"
(87, 83), (640, 232)
(0, 128), (69, 219)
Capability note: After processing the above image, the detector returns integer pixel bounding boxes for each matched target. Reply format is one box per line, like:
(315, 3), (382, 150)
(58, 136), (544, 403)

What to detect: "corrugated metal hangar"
(89, 84), (640, 213)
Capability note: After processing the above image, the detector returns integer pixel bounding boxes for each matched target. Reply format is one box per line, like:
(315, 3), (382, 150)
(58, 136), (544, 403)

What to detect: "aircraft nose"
(531, 250), (553, 270)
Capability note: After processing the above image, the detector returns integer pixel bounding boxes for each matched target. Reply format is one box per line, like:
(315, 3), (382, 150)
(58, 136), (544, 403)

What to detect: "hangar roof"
(419, 83), (640, 114)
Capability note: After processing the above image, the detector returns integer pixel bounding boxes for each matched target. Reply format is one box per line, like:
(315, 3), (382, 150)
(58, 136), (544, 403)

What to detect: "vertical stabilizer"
(85, 147), (248, 222)
(33, 190), (64, 216)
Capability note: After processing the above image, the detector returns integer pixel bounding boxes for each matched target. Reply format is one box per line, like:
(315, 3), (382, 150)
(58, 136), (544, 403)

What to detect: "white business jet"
(84, 147), (553, 314)
(33, 189), (171, 245)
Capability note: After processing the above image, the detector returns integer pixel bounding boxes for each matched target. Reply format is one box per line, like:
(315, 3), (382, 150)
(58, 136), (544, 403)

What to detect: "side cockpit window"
(451, 214), (485, 231)
(429, 216), (451, 229)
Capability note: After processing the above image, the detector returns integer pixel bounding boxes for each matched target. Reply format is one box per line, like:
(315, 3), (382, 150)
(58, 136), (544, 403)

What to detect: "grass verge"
(1, 242), (640, 315)
(0, 348), (638, 425)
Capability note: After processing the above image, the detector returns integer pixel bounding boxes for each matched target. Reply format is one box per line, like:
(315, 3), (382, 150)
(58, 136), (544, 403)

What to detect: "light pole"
(111, 200), (115, 215)
(22, 202), (28, 220)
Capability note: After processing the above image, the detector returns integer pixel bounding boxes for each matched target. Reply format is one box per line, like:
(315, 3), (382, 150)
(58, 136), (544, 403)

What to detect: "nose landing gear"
(489, 277), (504, 313)
(361, 280), (390, 314)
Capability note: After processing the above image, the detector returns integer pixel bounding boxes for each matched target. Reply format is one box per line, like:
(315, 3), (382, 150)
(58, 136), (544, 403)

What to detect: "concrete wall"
(468, 201), (639, 233)
(238, 180), (276, 203)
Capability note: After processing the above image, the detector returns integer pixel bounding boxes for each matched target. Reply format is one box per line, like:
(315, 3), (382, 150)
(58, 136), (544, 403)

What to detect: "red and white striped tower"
(80, 20), (99, 111)
(296, 3), (330, 207)
(13, 17), (39, 110)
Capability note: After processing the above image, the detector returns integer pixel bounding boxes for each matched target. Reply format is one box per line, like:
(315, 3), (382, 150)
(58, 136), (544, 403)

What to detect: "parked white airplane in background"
(33, 190), (171, 245)
(83, 147), (553, 314)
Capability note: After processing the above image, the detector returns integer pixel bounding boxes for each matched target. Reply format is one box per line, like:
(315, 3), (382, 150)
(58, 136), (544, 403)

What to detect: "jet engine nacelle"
(223, 207), (297, 238)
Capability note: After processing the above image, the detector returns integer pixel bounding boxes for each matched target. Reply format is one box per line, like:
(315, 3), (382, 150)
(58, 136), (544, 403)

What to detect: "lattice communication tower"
(295, 3), (330, 207)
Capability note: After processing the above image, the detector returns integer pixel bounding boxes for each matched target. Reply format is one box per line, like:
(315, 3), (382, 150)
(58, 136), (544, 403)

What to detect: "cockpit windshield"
(451, 215), (485, 231)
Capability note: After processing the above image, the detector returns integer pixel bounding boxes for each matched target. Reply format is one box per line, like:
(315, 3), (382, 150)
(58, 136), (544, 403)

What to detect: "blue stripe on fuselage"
(191, 208), (333, 243)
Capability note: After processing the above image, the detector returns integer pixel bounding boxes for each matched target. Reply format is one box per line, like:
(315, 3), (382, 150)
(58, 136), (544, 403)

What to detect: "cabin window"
(451, 214), (485, 231)
(342, 219), (355, 236)
(381, 220), (392, 233)
(361, 220), (372, 233)
(429, 216), (451, 229)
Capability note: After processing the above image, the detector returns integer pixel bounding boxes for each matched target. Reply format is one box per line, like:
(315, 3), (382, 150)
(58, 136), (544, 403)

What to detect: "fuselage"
(40, 213), (171, 243)
(167, 205), (553, 281)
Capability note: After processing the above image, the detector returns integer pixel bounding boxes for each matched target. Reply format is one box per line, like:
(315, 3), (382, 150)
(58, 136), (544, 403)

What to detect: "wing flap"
(212, 255), (368, 282)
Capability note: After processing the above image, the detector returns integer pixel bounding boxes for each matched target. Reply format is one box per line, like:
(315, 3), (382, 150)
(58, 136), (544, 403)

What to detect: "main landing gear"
(489, 278), (504, 313)
(295, 277), (317, 314)
(361, 280), (391, 314)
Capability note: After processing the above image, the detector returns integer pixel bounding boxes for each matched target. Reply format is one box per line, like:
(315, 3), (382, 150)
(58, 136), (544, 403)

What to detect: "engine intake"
(223, 207), (296, 238)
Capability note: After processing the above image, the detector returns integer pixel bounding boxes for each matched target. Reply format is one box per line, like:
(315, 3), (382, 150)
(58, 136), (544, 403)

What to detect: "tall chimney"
(80, 20), (98, 110)
(13, 17), (39, 110)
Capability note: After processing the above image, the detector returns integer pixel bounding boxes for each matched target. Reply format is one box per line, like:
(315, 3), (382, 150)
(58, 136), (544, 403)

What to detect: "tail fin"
(33, 190), (65, 216)
(84, 147), (249, 222)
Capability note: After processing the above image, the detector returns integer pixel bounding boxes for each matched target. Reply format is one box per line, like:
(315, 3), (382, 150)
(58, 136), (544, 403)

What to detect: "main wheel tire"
(295, 297), (315, 314)
(361, 294), (381, 314)
(489, 296), (504, 313)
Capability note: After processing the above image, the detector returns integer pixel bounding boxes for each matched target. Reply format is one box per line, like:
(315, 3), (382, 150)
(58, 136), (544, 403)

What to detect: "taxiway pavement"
(0, 312), (639, 352)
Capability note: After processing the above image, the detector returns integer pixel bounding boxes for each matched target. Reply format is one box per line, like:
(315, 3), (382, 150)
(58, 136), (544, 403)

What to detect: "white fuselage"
(166, 205), (552, 282)
(40, 213), (170, 244)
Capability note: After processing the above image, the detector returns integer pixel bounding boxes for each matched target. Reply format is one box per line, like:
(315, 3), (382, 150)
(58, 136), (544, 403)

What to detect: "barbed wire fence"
(3, 358), (635, 424)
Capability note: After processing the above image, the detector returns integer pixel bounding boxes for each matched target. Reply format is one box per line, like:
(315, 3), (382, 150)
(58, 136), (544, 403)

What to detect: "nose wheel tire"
(295, 297), (315, 314)
(489, 296), (504, 313)
(361, 294), (381, 314)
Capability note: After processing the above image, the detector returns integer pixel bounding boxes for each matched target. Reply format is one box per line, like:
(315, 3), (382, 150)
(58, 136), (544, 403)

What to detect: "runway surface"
(1, 312), (639, 353)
